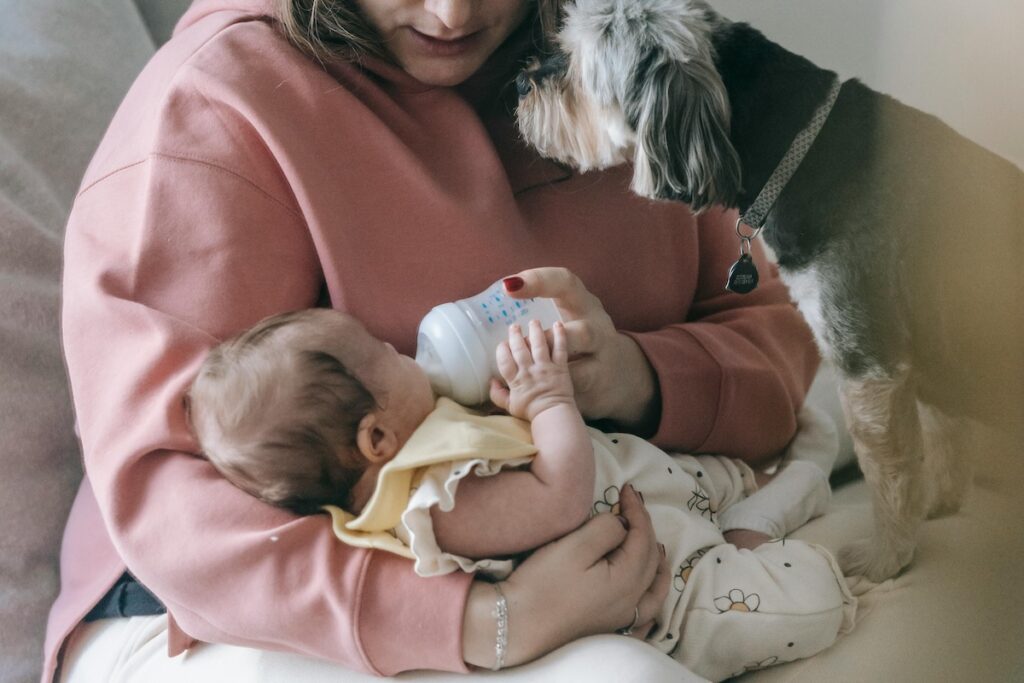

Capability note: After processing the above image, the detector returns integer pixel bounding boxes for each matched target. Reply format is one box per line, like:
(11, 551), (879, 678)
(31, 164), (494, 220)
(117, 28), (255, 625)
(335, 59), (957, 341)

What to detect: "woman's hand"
(461, 485), (670, 669)
(501, 268), (659, 431)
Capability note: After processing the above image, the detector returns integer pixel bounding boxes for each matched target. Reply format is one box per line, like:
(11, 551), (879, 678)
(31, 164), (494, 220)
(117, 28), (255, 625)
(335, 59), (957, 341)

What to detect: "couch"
(1, 1), (1021, 682)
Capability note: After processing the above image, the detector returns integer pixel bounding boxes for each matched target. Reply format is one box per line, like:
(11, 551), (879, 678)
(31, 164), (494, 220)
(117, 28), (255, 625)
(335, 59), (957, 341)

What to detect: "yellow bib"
(325, 397), (537, 557)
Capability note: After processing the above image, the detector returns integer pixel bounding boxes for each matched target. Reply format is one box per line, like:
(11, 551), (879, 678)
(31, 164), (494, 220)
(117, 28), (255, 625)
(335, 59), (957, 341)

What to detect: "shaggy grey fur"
(516, 0), (1024, 582)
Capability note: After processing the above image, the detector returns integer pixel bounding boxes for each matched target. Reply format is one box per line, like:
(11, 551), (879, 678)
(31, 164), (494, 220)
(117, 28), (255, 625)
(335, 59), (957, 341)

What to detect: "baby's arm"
(429, 320), (596, 559)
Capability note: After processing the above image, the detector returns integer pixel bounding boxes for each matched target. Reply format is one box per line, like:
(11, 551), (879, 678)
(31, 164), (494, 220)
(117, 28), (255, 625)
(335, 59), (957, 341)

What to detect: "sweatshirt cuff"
(356, 550), (473, 675)
(623, 326), (722, 451)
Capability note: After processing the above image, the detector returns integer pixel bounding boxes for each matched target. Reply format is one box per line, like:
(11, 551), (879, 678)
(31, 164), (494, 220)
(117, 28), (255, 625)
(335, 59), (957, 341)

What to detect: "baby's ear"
(355, 413), (398, 464)
(629, 49), (740, 211)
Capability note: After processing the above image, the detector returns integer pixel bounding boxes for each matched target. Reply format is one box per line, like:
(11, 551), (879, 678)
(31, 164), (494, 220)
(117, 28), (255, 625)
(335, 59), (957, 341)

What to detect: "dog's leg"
(918, 402), (972, 519)
(837, 367), (926, 581)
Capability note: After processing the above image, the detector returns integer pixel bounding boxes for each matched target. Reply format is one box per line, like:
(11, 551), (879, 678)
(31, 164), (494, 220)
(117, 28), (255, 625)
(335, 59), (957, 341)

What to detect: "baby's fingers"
(489, 378), (510, 411)
(496, 340), (518, 383)
(507, 324), (533, 369)
(528, 319), (550, 364)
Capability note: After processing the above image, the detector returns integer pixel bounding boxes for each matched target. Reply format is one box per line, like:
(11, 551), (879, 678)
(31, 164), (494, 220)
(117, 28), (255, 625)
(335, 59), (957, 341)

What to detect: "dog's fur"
(516, 0), (1024, 581)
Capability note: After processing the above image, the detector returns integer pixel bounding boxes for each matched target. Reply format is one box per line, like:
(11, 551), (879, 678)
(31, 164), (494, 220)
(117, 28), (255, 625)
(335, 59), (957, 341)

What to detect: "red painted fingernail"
(503, 276), (524, 293)
(617, 515), (630, 530)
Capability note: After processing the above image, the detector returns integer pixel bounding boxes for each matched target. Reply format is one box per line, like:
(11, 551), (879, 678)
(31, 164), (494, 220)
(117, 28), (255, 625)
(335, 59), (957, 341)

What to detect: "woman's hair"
(186, 310), (378, 515)
(275, 0), (566, 64)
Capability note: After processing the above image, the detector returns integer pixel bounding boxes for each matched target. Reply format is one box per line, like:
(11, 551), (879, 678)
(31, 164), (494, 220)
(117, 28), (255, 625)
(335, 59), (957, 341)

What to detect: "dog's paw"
(838, 537), (913, 582)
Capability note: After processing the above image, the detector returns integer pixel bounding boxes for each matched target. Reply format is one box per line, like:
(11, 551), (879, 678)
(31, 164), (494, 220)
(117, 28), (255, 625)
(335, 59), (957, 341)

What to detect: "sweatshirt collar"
(174, 0), (572, 192)
(177, 0), (534, 94)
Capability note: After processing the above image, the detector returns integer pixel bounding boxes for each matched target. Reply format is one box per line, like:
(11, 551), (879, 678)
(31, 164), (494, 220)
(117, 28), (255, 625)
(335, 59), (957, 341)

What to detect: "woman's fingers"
(612, 547), (667, 642)
(502, 267), (657, 427)
(628, 621), (657, 641)
(555, 509), (630, 568)
(634, 542), (670, 631)
(567, 356), (599, 396)
(605, 485), (658, 583)
(489, 487), (664, 665)
(556, 318), (598, 356)
(550, 321), (568, 366)
(601, 485), (664, 633)
(503, 267), (595, 317)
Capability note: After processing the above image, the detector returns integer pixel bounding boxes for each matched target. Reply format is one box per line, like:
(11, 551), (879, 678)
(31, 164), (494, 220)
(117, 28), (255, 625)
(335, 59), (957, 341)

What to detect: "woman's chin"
(402, 60), (482, 87)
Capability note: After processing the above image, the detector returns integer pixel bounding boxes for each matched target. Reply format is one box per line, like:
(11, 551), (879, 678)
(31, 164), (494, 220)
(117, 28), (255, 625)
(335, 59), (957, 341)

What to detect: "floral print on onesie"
(395, 408), (856, 682)
(586, 433), (856, 681)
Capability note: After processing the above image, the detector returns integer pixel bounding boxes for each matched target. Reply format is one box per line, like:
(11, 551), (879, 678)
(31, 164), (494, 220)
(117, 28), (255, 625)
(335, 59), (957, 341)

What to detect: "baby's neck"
(347, 464), (381, 514)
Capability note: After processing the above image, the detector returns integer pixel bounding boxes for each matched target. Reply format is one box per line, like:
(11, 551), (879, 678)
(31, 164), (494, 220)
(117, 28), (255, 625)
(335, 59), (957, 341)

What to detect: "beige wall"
(709, 0), (1024, 168)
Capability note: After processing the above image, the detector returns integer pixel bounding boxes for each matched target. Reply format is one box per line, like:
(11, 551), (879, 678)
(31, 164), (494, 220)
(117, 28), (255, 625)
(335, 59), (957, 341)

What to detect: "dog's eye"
(534, 52), (569, 83)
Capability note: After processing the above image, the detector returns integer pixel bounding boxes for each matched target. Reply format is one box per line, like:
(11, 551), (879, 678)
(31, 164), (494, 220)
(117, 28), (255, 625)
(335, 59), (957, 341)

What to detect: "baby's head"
(186, 309), (435, 514)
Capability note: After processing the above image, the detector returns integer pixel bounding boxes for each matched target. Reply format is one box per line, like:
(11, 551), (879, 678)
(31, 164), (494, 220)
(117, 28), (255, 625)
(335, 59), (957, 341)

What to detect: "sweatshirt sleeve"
(62, 154), (471, 675)
(623, 206), (820, 464)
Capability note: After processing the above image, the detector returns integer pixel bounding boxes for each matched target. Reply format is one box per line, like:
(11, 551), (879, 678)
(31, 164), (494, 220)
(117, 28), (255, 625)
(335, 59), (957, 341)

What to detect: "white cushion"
(746, 429), (1024, 681)
(0, 2), (154, 681)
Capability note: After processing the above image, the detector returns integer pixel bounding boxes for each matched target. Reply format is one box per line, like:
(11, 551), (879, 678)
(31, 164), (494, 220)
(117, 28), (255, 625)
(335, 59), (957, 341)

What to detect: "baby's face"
(331, 315), (436, 450)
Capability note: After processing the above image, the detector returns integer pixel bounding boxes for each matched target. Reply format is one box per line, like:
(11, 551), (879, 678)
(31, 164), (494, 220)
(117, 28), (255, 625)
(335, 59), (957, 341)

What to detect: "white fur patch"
(781, 265), (830, 356)
(594, 104), (635, 168)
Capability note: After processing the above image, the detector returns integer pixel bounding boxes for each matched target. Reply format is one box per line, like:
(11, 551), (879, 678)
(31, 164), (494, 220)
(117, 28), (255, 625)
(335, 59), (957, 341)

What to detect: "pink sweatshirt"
(46, 0), (819, 680)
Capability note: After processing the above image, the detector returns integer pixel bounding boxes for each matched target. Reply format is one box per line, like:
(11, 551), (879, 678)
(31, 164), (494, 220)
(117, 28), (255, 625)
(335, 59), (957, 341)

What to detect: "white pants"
(60, 615), (707, 683)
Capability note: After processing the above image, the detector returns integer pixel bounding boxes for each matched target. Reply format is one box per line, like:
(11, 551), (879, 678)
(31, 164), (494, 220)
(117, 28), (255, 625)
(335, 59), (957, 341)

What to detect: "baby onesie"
(327, 398), (855, 681)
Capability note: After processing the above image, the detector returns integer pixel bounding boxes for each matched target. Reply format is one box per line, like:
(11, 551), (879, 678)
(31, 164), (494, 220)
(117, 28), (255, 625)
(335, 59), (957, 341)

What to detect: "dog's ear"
(629, 53), (741, 211)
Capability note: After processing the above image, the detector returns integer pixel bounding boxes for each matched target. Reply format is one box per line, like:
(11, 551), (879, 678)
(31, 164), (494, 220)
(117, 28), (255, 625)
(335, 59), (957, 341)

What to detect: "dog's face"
(515, 0), (740, 211)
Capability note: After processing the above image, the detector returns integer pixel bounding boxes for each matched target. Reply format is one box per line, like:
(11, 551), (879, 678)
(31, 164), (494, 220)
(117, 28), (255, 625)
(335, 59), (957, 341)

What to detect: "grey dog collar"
(738, 78), (844, 232)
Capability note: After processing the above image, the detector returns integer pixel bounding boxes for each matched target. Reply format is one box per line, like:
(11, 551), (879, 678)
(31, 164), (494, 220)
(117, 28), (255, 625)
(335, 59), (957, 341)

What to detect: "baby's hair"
(186, 309), (377, 514)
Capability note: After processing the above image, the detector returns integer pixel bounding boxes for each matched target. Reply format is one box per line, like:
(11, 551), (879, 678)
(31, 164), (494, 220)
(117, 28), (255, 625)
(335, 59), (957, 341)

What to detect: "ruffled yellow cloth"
(325, 397), (537, 557)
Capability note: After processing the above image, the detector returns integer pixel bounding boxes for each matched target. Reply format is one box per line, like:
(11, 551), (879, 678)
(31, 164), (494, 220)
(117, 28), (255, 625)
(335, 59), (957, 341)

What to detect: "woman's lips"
(408, 28), (481, 57)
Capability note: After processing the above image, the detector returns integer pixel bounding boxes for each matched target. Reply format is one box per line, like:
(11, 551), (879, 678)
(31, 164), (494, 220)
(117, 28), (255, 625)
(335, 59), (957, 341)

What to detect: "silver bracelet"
(491, 582), (508, 671)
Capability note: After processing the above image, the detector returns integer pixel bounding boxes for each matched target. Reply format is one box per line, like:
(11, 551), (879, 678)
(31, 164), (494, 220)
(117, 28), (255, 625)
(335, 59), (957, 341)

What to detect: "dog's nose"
(516, 71), (533, 98)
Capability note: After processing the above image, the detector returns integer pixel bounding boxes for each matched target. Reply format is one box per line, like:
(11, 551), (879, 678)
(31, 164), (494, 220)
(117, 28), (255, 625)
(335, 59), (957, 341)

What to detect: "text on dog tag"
(726, 254), (759, 294)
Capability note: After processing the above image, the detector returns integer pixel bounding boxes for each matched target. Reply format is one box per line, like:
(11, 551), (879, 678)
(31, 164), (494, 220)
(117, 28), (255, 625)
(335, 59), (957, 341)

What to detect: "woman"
(50, 0), (818, 680)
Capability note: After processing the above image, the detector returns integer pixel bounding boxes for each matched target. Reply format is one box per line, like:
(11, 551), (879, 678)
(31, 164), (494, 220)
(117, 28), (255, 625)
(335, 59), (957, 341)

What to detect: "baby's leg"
(717, 405), (839, 538)
(671, 454), (769, 549)
(663, 540), (856, 682)
(670, 453), (758, 523)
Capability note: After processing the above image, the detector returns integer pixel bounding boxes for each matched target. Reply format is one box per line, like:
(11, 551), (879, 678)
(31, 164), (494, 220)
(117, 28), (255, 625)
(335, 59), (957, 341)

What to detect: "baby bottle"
(415, 279), (563, 405)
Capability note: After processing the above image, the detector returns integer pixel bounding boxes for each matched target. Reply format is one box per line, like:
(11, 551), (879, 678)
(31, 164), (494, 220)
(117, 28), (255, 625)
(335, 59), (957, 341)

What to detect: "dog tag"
(726, 254), (759, 294)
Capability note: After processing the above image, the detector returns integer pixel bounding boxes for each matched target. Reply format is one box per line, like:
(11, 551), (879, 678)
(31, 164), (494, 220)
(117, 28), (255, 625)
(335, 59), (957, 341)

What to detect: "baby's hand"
(490, 320), (575, 421)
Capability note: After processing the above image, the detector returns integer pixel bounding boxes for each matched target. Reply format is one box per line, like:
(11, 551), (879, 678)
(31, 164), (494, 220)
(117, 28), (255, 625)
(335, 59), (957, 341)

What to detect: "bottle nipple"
(415, 335), (452, 398)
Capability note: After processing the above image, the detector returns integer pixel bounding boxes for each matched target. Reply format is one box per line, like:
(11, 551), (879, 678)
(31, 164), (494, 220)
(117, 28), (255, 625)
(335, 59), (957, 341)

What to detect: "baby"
(186, 308), (854, 681)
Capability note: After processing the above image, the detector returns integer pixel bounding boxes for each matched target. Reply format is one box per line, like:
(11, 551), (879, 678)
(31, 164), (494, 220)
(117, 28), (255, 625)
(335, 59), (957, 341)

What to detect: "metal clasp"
(735, 216), (763, 242)
(735, 217), (763, 258)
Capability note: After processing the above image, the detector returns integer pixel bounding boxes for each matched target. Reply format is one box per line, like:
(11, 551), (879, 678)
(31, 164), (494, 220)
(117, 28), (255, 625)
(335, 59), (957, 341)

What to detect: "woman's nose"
(423, 0), (473, 30)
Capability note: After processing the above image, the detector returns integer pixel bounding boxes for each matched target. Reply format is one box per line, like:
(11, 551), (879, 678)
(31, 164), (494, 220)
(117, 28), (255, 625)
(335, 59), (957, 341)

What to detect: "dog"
(515, 0), (1024, 582)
